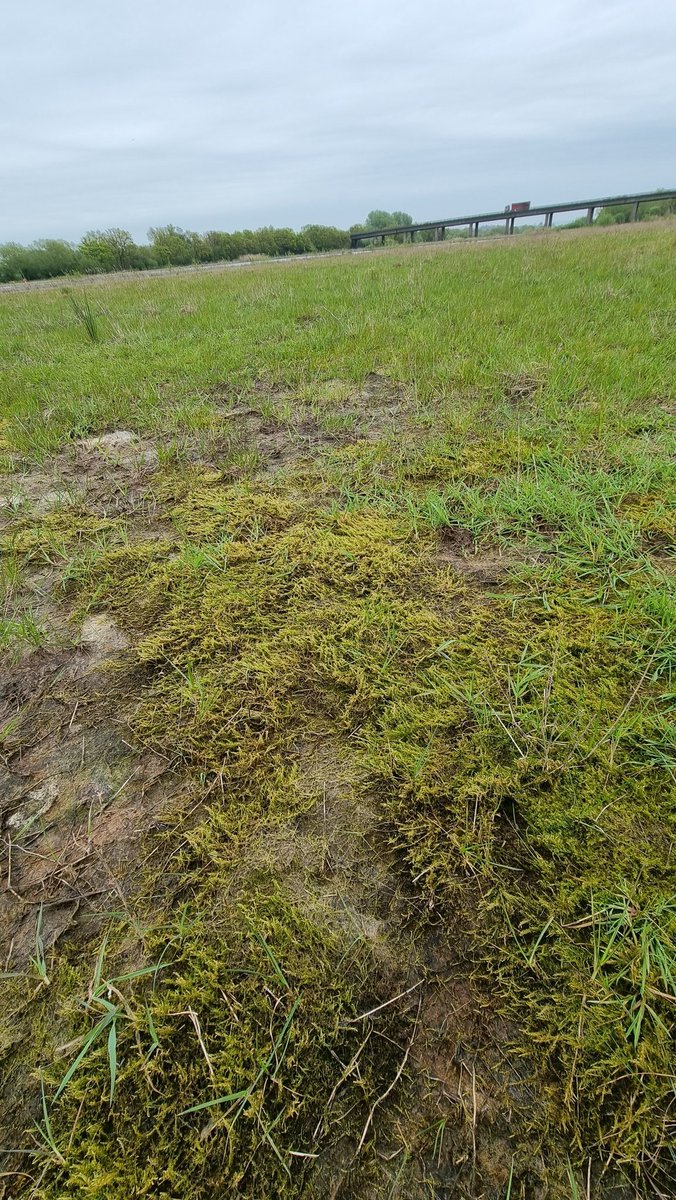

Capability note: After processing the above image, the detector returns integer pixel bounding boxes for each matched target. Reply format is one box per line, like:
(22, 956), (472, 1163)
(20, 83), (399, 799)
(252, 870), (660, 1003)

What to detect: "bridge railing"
(349, 190), (676, 247)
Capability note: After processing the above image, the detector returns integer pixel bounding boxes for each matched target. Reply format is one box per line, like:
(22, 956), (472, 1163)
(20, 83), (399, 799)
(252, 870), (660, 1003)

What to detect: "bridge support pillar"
(473, 222), (479, 238)
(631, 201), (640, 221)
(508, 216), (515, 234)
(586, 206), (594, 224)
(544, 212), (553, 228)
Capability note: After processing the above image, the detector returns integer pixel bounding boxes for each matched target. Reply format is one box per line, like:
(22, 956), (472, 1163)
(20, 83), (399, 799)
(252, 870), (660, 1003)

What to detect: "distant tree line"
(0, 222), (352, 283)
(2, 197), (674, 283)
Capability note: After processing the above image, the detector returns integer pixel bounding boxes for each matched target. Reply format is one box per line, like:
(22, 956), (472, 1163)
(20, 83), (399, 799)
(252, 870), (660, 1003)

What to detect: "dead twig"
(345, 980), (424, 1024)
(171, 1008), (214, 1079)
(355, 998), (421, 1156)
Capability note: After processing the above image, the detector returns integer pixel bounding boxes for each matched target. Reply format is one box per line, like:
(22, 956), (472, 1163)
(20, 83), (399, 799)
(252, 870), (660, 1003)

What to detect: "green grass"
(1, 224), (674, 461)
(0, 223), (674, 1199)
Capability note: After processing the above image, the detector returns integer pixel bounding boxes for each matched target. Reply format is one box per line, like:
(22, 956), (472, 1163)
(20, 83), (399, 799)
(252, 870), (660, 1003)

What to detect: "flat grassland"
(0, 224), (674, 1199)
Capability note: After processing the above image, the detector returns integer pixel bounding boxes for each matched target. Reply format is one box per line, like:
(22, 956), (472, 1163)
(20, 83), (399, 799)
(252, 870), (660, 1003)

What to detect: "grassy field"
(0, 224), (674, 1199)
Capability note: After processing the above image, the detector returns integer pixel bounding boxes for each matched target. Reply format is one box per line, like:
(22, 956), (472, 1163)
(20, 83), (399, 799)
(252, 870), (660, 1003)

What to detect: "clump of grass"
(33, 1082), (66, 1168)
(63, 288), (101, 343)
(51, 940), (167, 1107)
(0, 609), (46, 657)
(589, 893), (676, 1046)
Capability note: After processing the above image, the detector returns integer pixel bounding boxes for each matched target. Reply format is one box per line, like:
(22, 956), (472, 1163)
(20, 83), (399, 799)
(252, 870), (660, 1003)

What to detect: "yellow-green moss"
(23, 474), (667, 1195)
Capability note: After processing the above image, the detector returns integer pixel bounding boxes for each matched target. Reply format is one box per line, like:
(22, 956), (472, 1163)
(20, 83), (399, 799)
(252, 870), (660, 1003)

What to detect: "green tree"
(365, 210), (412, 230)
(148, 225), (196, 266)
(255, 226), (298, 256)
(301, 225), (349, 251)
(365, 210), (393, 229)
(0, 243), (28, 282)
(79, 229), (138, 273)
(203, 231), (239, 262)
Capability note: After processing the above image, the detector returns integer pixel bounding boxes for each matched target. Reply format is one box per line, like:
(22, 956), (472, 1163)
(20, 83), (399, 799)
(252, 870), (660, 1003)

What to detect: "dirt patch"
(210, 404), (351, 477)
(502, 370), (543, 406)
(642, 530), (674, 558)
(438, 525), (476, 553)
(309, 374), (422, 449)
(281, 734), (400, 947)
(248, 413), (338, 475)
(209, 377), (294, 407)
(79, 612), (130, 660)
(239, 731), (526, 1198)
(212, 374), (416, 475)
(336, 372), (412, 439)
(435, 527), (545, 587)
(0, 430), (159, 519)
(355, 371), (406, 404)
(231, 732), (402, 961)
(0, 598), (194, 1184)
(0, 609), (190, 972)
(0, 497), (205, 1190)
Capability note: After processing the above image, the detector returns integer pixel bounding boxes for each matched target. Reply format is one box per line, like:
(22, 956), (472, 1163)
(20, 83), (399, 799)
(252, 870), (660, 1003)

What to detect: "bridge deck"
(350, 190), (676, 246)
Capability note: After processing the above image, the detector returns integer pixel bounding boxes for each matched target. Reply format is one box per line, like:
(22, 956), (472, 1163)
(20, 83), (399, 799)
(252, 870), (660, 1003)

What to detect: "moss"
(29, 471), (668, 1195)
(1, 509), (124, 561)
(39, 879), (397, 1200)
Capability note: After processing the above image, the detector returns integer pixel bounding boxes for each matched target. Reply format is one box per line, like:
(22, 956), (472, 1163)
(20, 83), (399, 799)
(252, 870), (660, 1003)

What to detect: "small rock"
(78, 430), (138, 452)
(80, 614), (129, 658)
(7, 778), (59, 831)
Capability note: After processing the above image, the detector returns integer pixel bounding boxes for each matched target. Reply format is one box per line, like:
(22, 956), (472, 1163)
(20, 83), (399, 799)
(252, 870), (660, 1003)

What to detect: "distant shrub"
(596, 195), (676, 226)
(0, 239), (80, 282)
(301, 225), (350, 252)
(596, 205), (632, 225)
(643, 196), (676, 218)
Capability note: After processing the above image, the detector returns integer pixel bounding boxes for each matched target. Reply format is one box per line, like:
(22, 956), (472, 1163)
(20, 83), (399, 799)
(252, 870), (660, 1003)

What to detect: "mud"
(0, 608), (191, 973)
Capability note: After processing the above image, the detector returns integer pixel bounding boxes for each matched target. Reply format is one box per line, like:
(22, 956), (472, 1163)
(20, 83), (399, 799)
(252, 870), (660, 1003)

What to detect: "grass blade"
(107, 1020), (117, 1104)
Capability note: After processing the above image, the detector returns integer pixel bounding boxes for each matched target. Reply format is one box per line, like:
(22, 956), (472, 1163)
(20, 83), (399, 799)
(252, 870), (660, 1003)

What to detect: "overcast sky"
(2, 0), (675, 243)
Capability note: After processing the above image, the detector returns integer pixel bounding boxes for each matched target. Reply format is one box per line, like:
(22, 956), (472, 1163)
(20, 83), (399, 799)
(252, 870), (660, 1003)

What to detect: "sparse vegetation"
(0, 223), (674, 1198)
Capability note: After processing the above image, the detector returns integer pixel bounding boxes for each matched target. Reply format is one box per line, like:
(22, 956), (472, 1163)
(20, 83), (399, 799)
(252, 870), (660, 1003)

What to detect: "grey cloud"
(1, 0), (675, 242)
